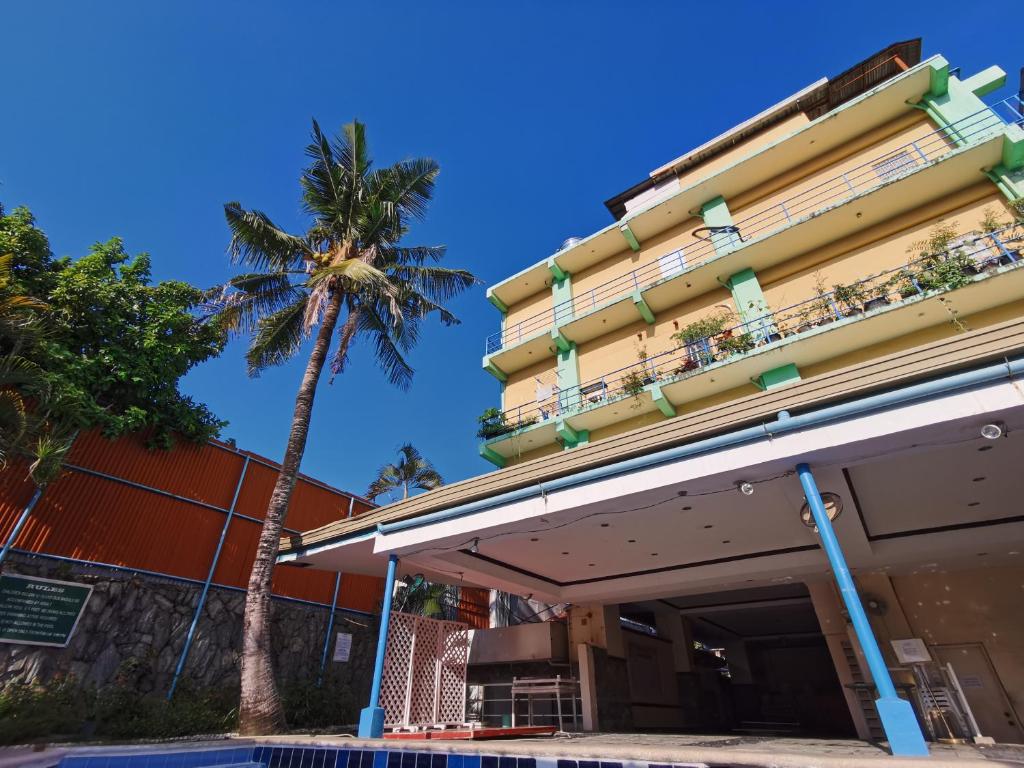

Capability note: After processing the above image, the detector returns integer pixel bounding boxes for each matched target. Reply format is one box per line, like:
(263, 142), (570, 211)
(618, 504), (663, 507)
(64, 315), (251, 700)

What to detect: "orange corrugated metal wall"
(457, 587), (491, 629)
(0, 430), (384, 613)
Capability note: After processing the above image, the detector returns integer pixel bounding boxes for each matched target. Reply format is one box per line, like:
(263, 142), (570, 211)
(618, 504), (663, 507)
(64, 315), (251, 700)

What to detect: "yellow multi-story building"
(284, 42), (1024, 754)
(478, 40), (1023, 467)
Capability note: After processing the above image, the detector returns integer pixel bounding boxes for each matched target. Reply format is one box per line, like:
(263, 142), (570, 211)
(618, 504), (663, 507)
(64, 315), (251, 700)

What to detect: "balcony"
(483, 103), (1014, 375)
(480, 224), (1024, 460)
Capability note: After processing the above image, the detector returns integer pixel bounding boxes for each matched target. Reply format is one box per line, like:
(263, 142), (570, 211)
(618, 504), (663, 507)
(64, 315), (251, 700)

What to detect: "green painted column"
(700, 196), (740, 256)
(480, 444), (507, 468)
(726, 268), (768, 321)
(920, 60), (1005, 147)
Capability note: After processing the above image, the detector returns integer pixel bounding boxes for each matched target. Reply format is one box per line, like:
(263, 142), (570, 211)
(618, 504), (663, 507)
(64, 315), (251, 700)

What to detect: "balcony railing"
(484, 224), (1024, 438)
(485, 100), (1018, 356)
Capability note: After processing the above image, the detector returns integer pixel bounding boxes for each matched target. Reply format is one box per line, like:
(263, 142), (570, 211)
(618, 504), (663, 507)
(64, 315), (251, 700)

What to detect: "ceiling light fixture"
(738, 481), (754, 496)
(469, 538), (479, 554)
(980, 422), (1005, 440)
(800, 492), (844, 530)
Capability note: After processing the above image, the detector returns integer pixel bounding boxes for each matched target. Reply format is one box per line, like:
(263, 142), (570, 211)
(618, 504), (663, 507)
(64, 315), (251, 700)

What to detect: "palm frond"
(245, 295), (309, 376)
(213, 272), (303, 334)
(381, 158), (440, 222)
(224, 202), (310, 271)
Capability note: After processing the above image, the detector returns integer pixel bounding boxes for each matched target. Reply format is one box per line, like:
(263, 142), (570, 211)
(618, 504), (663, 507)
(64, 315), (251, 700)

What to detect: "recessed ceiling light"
(530, 538), (539, 542)
(978, 445), (993, 452)
(650, 552), (658, 556)
(981, 423), (1005, 440)
(600, 523), (610, 528)
(722, 540), (731, 544)
(683, 506), (692, 511)
(968, 502), (980, 507)
(588, 563), (596, 567)
(973, 477), (986, 482)
(703, 525), (713, 529)
(977, 552), (988, 557)
(561, 551), (569, 555)
(628, 539), (636, 543)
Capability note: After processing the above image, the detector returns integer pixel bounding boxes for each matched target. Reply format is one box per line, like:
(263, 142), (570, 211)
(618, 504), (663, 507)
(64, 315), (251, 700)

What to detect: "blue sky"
(2, 1), (1019, 501)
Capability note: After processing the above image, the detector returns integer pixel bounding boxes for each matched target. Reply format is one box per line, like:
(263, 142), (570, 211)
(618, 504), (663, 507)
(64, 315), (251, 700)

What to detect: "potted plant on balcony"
(861, 277), (893, 311)
(620, 345), (654, 409)
(477, 407), (511, 440)
(672, 312), (733, 365)
(717, 332), (756, 358)
(832, 281), (867, 316)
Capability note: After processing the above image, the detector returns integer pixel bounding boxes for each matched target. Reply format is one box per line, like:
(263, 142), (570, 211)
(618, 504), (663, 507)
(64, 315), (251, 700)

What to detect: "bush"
(0, 676), (91, 745)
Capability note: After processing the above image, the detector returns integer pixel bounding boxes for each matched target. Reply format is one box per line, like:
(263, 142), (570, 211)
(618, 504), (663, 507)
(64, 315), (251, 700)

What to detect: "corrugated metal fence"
(0, 430), (492, 624)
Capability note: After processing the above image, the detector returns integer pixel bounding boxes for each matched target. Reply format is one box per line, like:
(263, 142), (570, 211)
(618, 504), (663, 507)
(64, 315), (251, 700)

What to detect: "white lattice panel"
(377, 611), (469, 728)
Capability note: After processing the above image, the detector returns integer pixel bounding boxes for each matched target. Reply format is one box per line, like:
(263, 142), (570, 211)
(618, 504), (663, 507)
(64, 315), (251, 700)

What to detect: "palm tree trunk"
(237, 289), (344, 735)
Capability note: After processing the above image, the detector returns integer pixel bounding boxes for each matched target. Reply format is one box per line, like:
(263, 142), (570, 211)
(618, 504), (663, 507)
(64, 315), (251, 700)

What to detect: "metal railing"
(486, 224), (1023, 435)
(485, 100), (1018, 355)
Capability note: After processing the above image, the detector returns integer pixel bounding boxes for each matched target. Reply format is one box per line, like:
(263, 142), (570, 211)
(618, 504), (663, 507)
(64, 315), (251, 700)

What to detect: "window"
(872, 150), (916, 181)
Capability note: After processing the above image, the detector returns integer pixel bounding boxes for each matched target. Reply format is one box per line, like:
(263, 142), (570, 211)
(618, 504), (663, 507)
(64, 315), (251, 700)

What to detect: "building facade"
(282, 42), (1024, 754)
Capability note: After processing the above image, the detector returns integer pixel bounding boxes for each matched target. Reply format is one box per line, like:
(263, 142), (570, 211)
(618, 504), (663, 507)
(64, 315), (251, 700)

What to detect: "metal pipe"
(797, 463), (928, 756)
(365, 354), (1024, 540)
(167, 456), (250, 699)
(317, 571), (343, 687)
(0, 487), (44, 568)
(358, 554), (399, 738)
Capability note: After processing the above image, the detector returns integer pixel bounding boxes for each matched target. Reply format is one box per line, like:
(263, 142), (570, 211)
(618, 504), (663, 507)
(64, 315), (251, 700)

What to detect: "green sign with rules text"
(0, 574), (93, 647)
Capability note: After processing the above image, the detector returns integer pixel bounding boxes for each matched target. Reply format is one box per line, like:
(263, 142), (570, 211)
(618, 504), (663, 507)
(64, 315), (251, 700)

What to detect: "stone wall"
(0, 554), (377, 713)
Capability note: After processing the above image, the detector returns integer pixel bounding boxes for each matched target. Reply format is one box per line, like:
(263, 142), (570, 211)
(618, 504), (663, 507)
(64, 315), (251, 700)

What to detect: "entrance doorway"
(932, 643), (1024, 744)
(646, 584), (857, 737)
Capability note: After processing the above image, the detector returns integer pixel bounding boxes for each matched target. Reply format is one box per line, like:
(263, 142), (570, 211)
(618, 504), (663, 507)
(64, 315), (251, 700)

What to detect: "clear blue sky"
(2, 1), (1019, 500)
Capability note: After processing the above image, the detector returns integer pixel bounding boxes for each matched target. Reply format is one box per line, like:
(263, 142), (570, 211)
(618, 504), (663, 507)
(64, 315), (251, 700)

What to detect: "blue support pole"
(797, 463), (928, 756)
(167, 456), (250, 699)
(358, 553), (399, 738)
(0, 487), (44, 568)
(317, 571), (343, 687)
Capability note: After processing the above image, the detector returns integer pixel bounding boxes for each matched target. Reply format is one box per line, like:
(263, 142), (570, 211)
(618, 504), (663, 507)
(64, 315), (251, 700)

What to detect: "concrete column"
(577, 642), (600, 731)
(654, 607), (695, 673)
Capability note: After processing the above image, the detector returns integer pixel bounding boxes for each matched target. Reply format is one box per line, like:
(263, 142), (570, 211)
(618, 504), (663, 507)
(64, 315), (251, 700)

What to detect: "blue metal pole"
(797, 463), (928, 756)
(167, 456), (250, 699)
(358, 553), (399, 738)
(0, 487), (44, 568)
(317, 571), (343, 687)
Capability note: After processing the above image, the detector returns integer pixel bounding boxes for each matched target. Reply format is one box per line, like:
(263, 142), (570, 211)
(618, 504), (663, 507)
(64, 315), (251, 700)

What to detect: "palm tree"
(215, 120), (476, 734)
(367, 443), (443, 501)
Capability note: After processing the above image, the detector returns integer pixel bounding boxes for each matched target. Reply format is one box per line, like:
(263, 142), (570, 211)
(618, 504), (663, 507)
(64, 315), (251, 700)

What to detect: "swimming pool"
(56, 745), (699, 768)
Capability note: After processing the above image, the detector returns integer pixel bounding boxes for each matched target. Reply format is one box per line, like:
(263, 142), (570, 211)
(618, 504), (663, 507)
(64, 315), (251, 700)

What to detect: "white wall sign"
(333, 632), (353, 662)
(890, 638), (932, 664)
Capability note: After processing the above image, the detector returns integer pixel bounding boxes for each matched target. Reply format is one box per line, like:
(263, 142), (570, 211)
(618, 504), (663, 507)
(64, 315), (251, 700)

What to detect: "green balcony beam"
(755, 363), (801, 391)
(556, 419), (579, 445)
(486, 289), (509, 315)
(1002, 126), (1024, 171)
(483, 358), (508, 382)
(650, 384), (676, 418)
(547, 257), (569, 283)
(569, 429), (590, 449)
(551, 328), (573, 353)
(479, 444), (507, 468)
(922, 65), (1006, 147)
(619, 223), (641, 252)
(632, 290), (655, 324)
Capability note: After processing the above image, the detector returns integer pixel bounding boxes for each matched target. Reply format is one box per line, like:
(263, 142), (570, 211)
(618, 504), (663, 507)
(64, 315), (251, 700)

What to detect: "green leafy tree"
(0, 205), (227, 452)
(214, 120), (476, 734)
(367, 443), (443, 501)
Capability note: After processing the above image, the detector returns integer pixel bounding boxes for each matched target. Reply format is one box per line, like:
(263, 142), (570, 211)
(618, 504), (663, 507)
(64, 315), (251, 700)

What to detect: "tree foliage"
(366, 443), (443, 501)
(0, 204), (226, 463)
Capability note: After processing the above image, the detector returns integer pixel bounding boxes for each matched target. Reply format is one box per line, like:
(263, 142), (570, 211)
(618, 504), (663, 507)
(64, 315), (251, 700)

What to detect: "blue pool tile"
(481, 758), (498, 768)
(556, 761), (576, 768)
(373, 752), (388, 768)
(498, 758), (515, 768)
(387, 752), (403, 768)
(400, 752), (416, 768)
(448, 756), (463, 768)
(461, 757), (480, 768)
(517, 760), (537, 768)
(415, 754), (432, 768)
(430, 755), (447, 768)
(578, 762), (599, 768)
(598, 763), (621, 768)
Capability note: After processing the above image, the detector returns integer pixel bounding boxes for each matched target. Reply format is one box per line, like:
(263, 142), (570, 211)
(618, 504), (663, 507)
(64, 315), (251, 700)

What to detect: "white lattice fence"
(378, 611), (469, 728)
